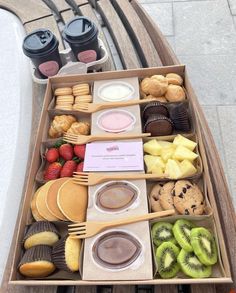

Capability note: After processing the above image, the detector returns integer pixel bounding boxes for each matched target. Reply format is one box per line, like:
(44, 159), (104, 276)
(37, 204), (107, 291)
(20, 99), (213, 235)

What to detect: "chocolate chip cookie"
(149, 184), (164, 212)
(159, 181), (175, 210)
(173, 180), (204, 215)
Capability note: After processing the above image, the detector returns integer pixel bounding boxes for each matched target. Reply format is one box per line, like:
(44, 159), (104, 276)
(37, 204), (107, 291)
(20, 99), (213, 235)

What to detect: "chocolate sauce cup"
(63, 16), (100, 63)
(23, 29), (62, 79)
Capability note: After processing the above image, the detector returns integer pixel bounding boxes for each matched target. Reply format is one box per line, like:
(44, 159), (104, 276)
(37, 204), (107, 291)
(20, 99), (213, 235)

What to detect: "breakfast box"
(8, 65), (232, 285)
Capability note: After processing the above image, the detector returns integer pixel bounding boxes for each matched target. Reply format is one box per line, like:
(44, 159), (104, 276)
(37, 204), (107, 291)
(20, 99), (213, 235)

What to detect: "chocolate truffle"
(144, 114), (174, 136)
(142, 102), (169, 121)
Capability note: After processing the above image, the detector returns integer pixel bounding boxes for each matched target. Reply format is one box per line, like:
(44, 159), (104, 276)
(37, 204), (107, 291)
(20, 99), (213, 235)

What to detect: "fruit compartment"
(150, 215), (226, 281)
(140, 100), (195, 137)
(47, 80), (94, 112)
(142, 134), (203, 181)
(46, 110), (91, 141)
(146, 176), (213, 217)
(35, 140), (84, 184)
(16, 221), (83, 281)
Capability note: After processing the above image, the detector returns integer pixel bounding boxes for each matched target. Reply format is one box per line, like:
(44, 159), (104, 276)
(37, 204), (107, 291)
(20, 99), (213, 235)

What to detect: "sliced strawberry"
(59, 143), (74, 161)
(76, 161), (84, 172)
(74, 145), (86, 159)
(44, 162), (62, 180)
(45, 148), (59, 163)
(60, 160), (77, 177)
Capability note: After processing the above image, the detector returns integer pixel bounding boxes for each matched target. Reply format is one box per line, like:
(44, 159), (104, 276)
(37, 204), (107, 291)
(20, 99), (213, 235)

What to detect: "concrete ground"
(140, 0), (236, 209)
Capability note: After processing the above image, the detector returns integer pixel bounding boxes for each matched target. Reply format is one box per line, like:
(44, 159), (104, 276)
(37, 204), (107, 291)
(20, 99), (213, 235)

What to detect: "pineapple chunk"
(173, 145), (198, 161)
(151, 166), (164, 176)
(143, 139), (162, 155)
(157, 141), (174, 149)
(144, 155), (165, 173)
(165, 159), (182, 179)
(180, 160), (197, 177)
(173, 134), (197, 151)
(161, 146), (175, 162)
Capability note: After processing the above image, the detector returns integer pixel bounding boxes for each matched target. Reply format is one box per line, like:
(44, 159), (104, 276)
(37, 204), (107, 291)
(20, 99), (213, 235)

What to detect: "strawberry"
(59, 144), (73, 161)
(74, 145), (86, 159)
(76, 161), (84, 172)
(60, 160), (77, 177)
(45, 148), (59, 163)
(44, 162), (62, 180)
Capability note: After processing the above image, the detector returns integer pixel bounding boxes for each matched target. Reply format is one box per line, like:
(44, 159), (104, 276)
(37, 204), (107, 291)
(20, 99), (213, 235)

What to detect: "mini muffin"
(142, 102), (169, 121)
(19, 245), (55, 278)
(23, 221), (59, 250)
(144, 114), (174, 136)
(165, 85), (186, 102)
(52, 236), (81, 272)
(166, 73), (183, 86)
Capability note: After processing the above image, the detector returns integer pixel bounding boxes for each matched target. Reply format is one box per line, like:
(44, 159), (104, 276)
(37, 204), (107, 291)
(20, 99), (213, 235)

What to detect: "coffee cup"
(23, 29), (62, 79)
(63, 16), (100, 63)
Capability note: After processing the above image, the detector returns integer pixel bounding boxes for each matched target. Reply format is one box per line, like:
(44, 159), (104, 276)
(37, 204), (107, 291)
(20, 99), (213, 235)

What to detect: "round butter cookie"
(54, 87), (72, 96)
(173, 180), (204, 215)
(149, 183), (164, 212)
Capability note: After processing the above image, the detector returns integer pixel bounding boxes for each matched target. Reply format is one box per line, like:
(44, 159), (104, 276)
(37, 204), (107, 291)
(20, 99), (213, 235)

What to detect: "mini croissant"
(49, 115), (76, 138)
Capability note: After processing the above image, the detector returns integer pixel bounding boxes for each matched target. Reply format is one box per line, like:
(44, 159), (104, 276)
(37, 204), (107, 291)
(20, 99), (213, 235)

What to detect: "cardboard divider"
(149, 215), (226, 280)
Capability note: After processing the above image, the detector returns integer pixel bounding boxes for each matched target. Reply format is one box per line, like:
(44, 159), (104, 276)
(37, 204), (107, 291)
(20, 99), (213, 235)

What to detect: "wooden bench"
(0, 0), (235, 292)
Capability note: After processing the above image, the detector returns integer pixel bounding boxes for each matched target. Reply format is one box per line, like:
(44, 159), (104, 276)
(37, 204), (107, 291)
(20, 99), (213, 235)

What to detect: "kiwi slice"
(190, 227), (218, 266)
(156, 242), (180, 278)
(152, 222), (176, 247)
(172, 219), (195, 252)
(177, 249), (212, 278)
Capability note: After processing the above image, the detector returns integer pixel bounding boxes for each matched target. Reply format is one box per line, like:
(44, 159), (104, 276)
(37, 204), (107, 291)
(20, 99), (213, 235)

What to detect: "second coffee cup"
(63, 16), (101, 63)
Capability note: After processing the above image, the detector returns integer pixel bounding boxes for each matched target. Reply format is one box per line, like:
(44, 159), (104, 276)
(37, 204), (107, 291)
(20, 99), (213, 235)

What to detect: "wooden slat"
(97, 0), (141, 69)
(154, 286), (178, 293)
(24, 16), (64, 50)
(113, 285), (135, 293)
(74, 0), (89, 5)
(112, 0), (162, 67)
(74, 286), (96, 293)
(61, 8), (75, 23)
(52, 0), (71, 11)
(191, 284), (216, 293)
(0, 0), (52, 24)
(131, 0), (178, 66)
(78, 3), (115, 70)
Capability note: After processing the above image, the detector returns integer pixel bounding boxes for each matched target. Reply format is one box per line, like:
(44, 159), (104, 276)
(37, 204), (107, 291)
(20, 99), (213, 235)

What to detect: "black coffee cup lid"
(23, 29), (58, 57)
(63, 16), (98, 43)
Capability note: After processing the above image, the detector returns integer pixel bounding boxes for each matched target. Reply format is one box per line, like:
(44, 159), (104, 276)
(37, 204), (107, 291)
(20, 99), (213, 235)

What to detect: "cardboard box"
(8, 65), (232, 285)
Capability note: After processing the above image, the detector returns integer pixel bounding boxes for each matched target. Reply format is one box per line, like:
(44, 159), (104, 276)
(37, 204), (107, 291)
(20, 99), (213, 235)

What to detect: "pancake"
(46, 178), (69, 220)
(31, 187), (45, 221)
(57, 179), (88, 222)
(36, 181), (60, 221)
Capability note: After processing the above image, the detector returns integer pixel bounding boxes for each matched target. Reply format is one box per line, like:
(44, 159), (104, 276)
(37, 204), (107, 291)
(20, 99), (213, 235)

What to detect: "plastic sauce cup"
(63, 16), (100, 63)
(22, 29), (62, 79)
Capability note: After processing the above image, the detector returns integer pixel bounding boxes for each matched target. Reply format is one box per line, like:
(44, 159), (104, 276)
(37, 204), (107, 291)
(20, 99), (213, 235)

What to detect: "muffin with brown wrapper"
(18, 245), (55, 278)
(52, 235), (81, 272)
(170, 103), (190, 132)
(142, 101), (169, 121)
(23, 221), (60, 250)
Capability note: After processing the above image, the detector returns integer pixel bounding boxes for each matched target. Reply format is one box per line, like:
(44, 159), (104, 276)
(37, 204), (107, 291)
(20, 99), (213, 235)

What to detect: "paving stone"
(201, 106), (227, 171)
(217, 106), (236, 207)
(178, 55), (236, 105)
(141, 3), (174, 36)
(228, 0), (236, 15)
(139, 0), (214, 2)
(174, 0), (236, 55)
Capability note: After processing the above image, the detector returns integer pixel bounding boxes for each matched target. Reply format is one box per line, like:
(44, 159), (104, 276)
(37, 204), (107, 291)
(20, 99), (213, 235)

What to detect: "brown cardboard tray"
(8, 65), (232, 285)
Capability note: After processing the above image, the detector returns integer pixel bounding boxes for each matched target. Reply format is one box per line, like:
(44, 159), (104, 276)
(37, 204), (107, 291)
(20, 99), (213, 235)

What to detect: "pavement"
(140, 0), (236, 209)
